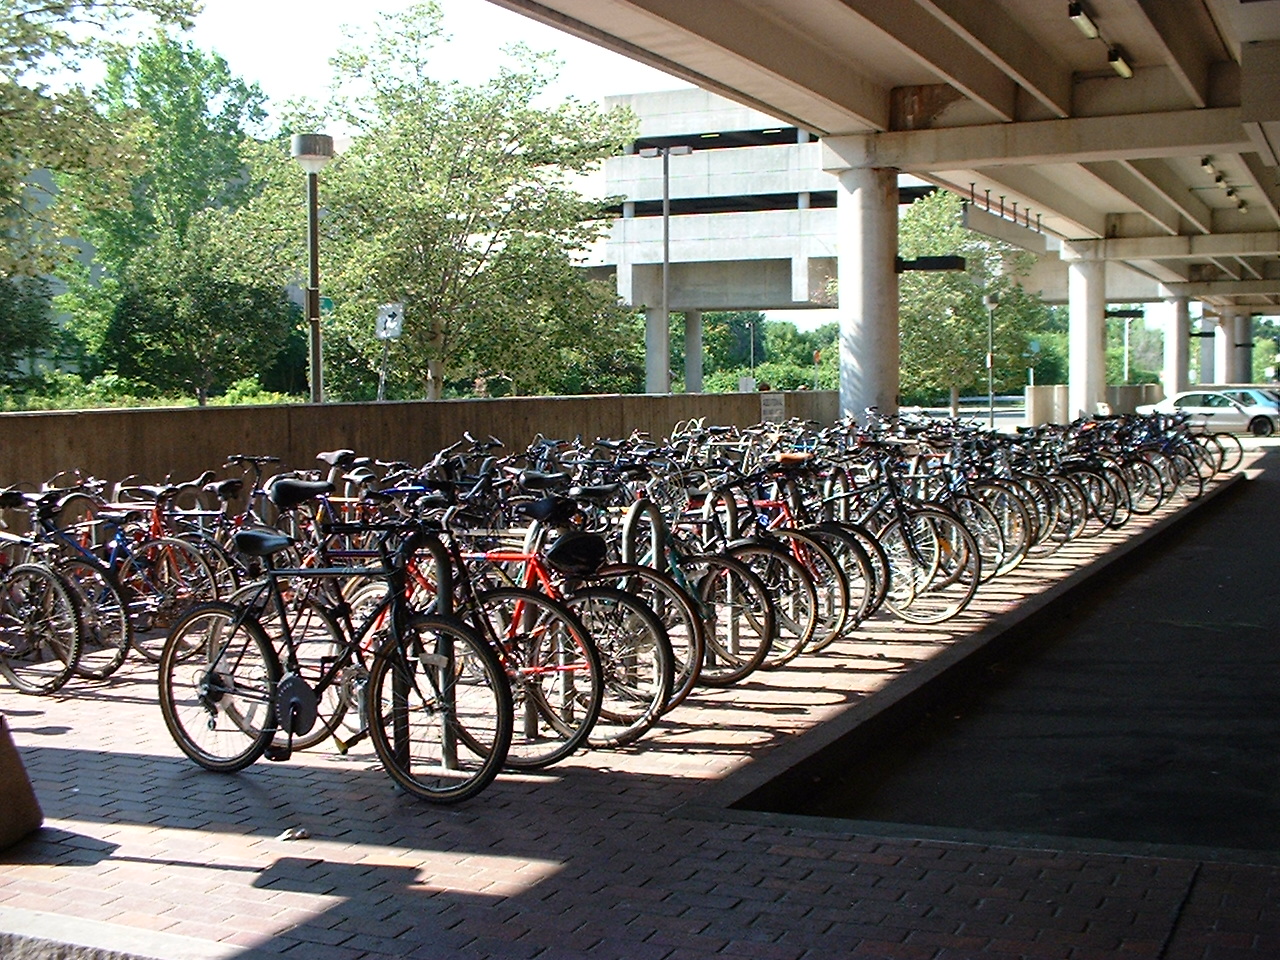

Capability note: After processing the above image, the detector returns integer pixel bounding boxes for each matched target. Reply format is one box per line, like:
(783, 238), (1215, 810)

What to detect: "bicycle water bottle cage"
(545, 531), (608, 577)
(517, 496), (579, 526)
(267, 478), (333, 511)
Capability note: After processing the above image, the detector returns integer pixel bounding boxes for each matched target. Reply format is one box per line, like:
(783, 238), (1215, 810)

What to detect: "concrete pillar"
(1198, 316), (1215, 383)
(1067, 259), (1106, 418)
(645, 308), (670, 394)
(1161, 297), (1190, 397)
(684, 310), (703, 394)
(836, 166), (899, 420)
(1235, 312), (1253, 383)
(1214, 315), (1231, 385)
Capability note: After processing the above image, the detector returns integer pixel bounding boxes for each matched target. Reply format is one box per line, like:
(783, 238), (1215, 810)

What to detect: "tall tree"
(54, 34), (292, 400)
(318, 1), (637, 399)
(1, 0), (196, 276)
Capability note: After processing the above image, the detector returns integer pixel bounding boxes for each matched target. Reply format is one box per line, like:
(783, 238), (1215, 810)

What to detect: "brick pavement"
(2, 455), (1279, 960)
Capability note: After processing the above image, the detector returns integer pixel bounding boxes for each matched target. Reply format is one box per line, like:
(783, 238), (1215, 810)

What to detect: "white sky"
(187, 0), (690, 113)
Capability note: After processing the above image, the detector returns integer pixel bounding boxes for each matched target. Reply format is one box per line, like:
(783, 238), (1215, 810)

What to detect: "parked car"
(1136, 390), (1279, 436)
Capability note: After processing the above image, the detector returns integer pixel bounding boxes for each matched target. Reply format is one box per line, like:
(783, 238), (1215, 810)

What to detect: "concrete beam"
(822, 108), (1252, 171)
(1063, 232), (1280, 261)
(1079, 161), (1182, 236)
(834, 0), (1017, 122)
(1164, 278), (1280, 297)
(1127, 0), (1213, 108)
(1122, 158), (1213, 235)
(968, 166), (1108, 238)
(616, 0), (892, 131)
(910, 0), (1072, 119)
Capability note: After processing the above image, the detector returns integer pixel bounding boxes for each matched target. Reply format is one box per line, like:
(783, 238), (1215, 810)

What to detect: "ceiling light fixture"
(1201, 157), (1216, 175)
(1069, 2), (1100, 39)
(1108, 46), (1134, 78)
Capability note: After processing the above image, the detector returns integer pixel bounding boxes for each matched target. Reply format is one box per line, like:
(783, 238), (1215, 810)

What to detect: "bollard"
(0, 714), (42, 850)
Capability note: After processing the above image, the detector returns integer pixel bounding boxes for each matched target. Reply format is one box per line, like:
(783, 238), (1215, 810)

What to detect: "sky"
(185, 0), (691, 115)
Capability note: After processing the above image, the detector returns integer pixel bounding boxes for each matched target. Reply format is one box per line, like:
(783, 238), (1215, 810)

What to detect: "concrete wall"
(0, 391), (839, 486)
(1025, 383), (1163, 424)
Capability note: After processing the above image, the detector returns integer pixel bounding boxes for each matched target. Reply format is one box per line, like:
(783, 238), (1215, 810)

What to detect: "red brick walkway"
(2, 457), (1278, 960)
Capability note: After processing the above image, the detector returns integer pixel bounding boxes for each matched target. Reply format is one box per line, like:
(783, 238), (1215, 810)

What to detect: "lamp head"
(292, 133), (335, 174)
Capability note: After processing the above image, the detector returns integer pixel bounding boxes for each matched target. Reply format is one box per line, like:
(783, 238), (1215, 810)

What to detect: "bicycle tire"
(119, 536), (219, 662)
(1212, 432), (1244, 473)
(591, 562), (705, 710)
(690, 553), (775, 686)
(158, 601), (279, 771)
(231, 581), (353, 752)
(472, 587), (602, 769)
(727, 541), (819, 668)
(880, 506), (981, 624)
(765, 528), (851, 649)
(969, 480), (1033, 576)
(0, 563), (82, 694)
(58, 558), (132, 681)
(366, 614), (512, 803)
(565, 585), (673, 748)
(801, 523), (874, 650)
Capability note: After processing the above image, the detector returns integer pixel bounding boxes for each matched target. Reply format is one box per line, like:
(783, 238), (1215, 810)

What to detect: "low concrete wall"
(0, 390), (839, 486)
(1024, 383), (1163, 424)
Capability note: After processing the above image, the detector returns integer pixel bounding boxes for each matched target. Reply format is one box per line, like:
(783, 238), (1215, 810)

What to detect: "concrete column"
(684, 310), (703, 394)
(1214, 315), (1231, 386)
(1198, 316), (1215, 383)
(1161, 297), (1190, 397)
(645, 308), (670, 394)
(1235, 312), (1253, 383)
(1067, 259), (1106, 417)
(836, 166), (899, 420)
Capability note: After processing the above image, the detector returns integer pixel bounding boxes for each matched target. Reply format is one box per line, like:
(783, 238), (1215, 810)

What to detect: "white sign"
(376, 303), (405, 340)
(760, 392), (786, 423)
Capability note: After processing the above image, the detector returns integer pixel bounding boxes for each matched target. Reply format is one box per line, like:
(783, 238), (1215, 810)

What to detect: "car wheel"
(1249, 417), (1275, 437)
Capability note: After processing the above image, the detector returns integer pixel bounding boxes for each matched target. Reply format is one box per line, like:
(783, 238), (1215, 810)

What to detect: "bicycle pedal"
(264, 743), (292, 762)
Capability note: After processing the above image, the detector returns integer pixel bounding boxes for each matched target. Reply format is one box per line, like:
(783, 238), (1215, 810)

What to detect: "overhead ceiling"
(485, 0), (1280, 311)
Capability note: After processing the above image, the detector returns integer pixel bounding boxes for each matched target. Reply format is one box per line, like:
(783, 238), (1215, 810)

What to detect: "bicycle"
(158, 520), (513, 803)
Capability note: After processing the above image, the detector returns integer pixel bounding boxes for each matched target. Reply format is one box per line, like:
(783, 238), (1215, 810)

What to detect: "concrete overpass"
(486, 0), (1280, 417)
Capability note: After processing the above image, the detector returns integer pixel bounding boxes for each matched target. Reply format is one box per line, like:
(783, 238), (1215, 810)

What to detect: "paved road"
(776, 444), (1280, 858)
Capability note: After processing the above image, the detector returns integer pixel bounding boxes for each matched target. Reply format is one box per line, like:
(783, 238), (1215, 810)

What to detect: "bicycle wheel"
(366, 614), (512, 803)
(949, 495), (1004, 584)
(1211, 432), (1244, 473)
(768, 528), (851, 649)
(565, 586), (673, 748)
(0, 563), (82, 694)
(119, 536), (219, 662)
(880, 507), (981, 624)
(970, 480), (1033, 575)
(158, 601), (279, 771)
(592, 563), (705, 710)
(58, 558), (131, 681)
(690, 553), (776, 686)
(234, 582), (352, 752)
(473, 587), (602, 769)
(727, 541), (818, 669)
(802, 524), (875, 652)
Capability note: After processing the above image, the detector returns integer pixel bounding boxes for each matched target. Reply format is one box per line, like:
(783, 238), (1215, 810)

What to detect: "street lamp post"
(292, 133), (335, 404)
(983, 292), (999, 428)
(638, 144), (692, 393)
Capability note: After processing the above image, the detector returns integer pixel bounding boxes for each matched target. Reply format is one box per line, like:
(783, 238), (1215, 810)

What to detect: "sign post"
(376, 303), (405, 401)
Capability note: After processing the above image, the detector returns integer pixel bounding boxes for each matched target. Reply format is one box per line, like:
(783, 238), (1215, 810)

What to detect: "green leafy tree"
(898, 191), (1054, 408)
(1, 0), (196, 276)
(98, 216), (296, 404)
(316, 1), (637, 399)
(53, 34), (294, 399)
(0, 274), (57, 382)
